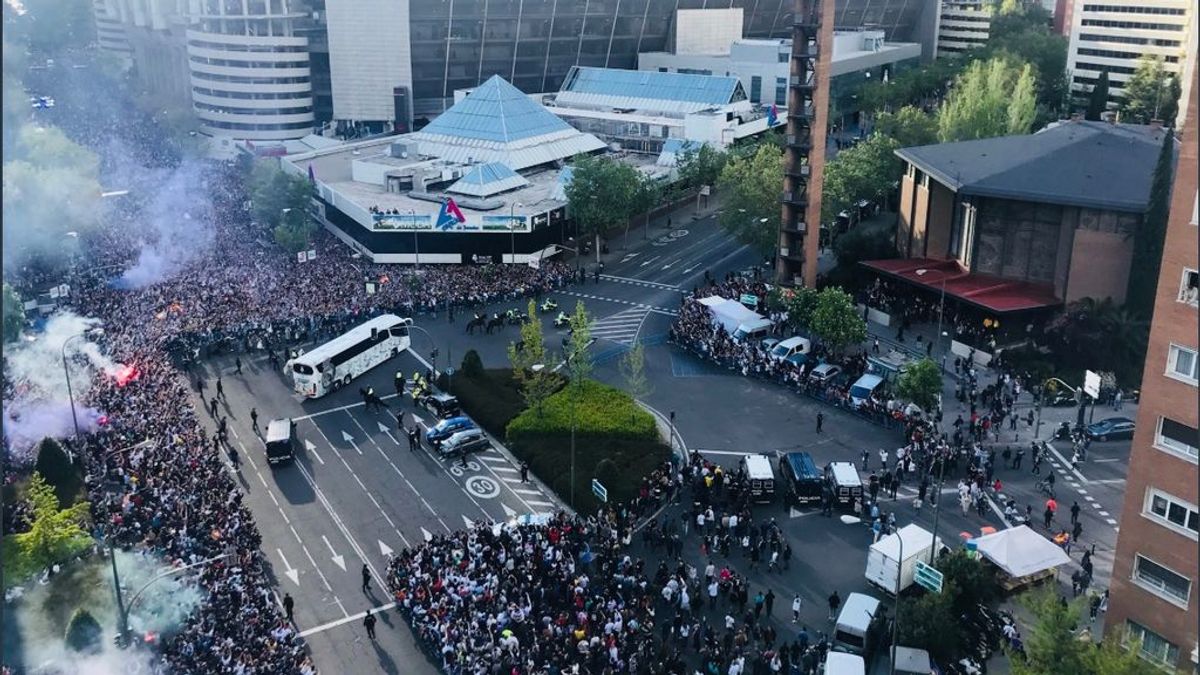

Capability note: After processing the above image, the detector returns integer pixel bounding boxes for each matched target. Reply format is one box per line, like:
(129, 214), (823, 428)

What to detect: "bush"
(64, 608), (103, 654)
(36, 438), (84, 507)
(460, 349), (484, 379)
(507, 380), (658, 440)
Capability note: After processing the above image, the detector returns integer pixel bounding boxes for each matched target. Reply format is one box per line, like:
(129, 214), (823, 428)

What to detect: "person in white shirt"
(792, 594), (802, 622)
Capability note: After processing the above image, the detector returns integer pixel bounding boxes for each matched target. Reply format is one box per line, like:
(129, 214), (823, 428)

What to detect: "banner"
(373, 213), (434, 231)
(370, 212), (530, 233)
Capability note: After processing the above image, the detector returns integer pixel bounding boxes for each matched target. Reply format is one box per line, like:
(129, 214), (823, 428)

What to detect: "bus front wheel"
(343, 375), (352, 387)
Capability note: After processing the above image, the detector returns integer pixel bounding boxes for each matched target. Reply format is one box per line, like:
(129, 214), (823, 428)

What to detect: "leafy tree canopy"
(820, 133), (901, 225)
(1120, 56), (1181, 126)
(716, 144), (783, 256)
(897, 358), (943, 411)
(938, 57), (1038, 142)
(810, 287), (867, 353)
(3, 283), (25, 343)
(676, 144), (728, 191)
(564, 154), (645, 260)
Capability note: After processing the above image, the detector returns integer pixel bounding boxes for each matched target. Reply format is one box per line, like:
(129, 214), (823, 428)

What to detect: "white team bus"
(289, 314), (412, 398)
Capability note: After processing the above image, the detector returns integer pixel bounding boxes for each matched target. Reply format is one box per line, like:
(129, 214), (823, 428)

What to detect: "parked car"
(809, 363), (842, 385)
(437, 428), (491, 457)
(417, 391), (461, 419)
(769, 336), (812, 365)
(1045, 388), (1076, 407)
(1085, 417), (1136, 441)
(425, 416), (476, 447)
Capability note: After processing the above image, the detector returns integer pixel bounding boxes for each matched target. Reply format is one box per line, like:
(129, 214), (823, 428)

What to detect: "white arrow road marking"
(277, 548), (300, 586)
(412, 414), (426, 428)
(640, 255), (662, 267)
(303, 439), (325, 465)
(379, 540), (394, 557)
(463, 515), (475, 528)
(340, 430), (362, 455)
(682, 265), (700, 275)
(377, 421), (401, 446)
(421, 527), (433, 543)
(661, 263), (674, 270)
(619, 253), (640, 263)
(322, 535), (346, 571)
(502, 503), (517, 518)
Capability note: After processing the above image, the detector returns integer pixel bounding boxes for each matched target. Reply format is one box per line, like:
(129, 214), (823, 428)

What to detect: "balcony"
(781, 191), (809, 208)
(785, 164), (811, 178)
(786, 135), (813, 152)
(793, 14), (820, 31)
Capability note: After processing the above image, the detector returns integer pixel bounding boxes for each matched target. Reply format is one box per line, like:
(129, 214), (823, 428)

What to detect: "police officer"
(395, 371), (405, 396)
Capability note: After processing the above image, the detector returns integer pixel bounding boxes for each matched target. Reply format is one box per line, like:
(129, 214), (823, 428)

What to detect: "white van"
(849, 374), (884, 409)
(768, 336), (812, 364)
(732, 318), (774, 343)
(739, 454), (776, 503)
(824, 652), (867, 675)
(833, 592), (881, 656)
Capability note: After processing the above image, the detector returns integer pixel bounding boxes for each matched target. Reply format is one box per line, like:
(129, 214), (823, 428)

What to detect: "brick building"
(1104, 75), (1198, 672)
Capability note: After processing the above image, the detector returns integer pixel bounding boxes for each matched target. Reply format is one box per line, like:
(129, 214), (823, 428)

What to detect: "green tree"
(1085, 70), (1111, 121)
(64, 607), (103, 654)
(247, 159), (313, 232)
(896, 358), (943, 411)
(3, 283), (24, 343)
(716, 144), (783, 256)
(625, 173), (661, 245)
(1, 472), (92, 584)
(936, 549), (1001, 613)
(810, 287), (867, 353)
(1126, 129), (1174, 318)
(507, 300), (559, 413)
(35, 438), (83, 507)
(768, 286), (820, 332)
(618, 343), (652, 422)
(564, 154), (644, 263)
(873, 105), (939, 148)
(832, 223), (897, 271)
(984, 3), (1069, 121)
(820, 133), (902, 225)
(461, 349), (484, 379)
(1011, 591), (1090, 675)
(676, 144), (727, 190)
(564, 301), (594, 384)
(937, 57), (1038, 142)
(1120, 56), (1180, 126)
(897, 581), (966, 665)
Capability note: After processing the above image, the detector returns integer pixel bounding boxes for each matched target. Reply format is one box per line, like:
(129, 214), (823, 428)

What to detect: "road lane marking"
(491, 466), (518, 473)
(292, 393), (402, 422)
(276, 549), (300, 586)
(526, 501), (555, 508)
(297, 541), (334, 592)
(514, 489), (542, 496)
(298, 602), (398, 638)
(1106, 518), (1118, 525)
(1042, 441), (1087, 482)
(322, 535), (347, 572)
(303, 439), (325, 465)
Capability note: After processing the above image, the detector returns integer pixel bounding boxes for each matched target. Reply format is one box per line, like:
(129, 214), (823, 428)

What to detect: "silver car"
(438, 428), (490, 457)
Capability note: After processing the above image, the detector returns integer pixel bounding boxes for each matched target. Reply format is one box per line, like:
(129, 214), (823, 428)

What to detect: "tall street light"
(914, 268), (949, 371)
(509, 202), (524, 265)
(408, 323), (449, 391)
(62, 327), (104, 462)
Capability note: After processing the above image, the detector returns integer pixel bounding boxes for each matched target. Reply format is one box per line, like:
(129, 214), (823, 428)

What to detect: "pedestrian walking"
(250, 407), (259, 434)
(197, 377), (206, 396)
(408, 428), (418, 452)
(860, 449), (869, 472)
(827, 591), (841, 621)
(364, 610), (377, 639)
(1070, 501), (1081, 525)
(1113, 390), (1123, 411)
(216, 377), (225, 400)
(872, 338), (880, 354)
(792, 594), (802, 622)
(1014, 446), (1025, 470)
(1044, 506), (1054, 529)
(520, 462), (529, 482)
(234, 357), (242, 374)
(764, 589), (775, 617)
(815, 412), (824, 434)
(361, 564), (371, 592)
(209, 397), (219, 417)
(283, 593), (295, 623)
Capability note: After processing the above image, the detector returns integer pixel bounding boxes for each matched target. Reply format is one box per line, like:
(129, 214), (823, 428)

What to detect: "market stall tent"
(971, 525), (1070, 578)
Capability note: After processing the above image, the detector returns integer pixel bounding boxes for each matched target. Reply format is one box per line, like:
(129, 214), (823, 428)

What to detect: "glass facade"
(408, 0), (797, 112)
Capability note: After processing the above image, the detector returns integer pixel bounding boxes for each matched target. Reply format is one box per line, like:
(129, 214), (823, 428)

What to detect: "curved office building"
(186, 1), (315, 141)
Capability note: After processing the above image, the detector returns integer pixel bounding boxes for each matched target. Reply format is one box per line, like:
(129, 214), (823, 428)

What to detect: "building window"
(750, 76), (762, 103)
(1180, 269), (1199, 305)
(920, 174), (930, 189)
(775, 78), (787, 106)
(1145, 488), (1200, 538)
(1156, 417), (1200, 461)
(1167, 344), (1199, 384)
(1133, 554), (1192, 606)
(1125, 620), (1181, 667)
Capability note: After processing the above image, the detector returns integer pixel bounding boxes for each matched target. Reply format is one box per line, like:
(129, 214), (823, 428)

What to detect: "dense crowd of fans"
(2, 157), (579, 674)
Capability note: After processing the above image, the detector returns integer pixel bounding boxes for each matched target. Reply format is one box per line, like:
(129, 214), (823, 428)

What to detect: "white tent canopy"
(698, 296), (764, 333)
(973, 525), (1070, 578)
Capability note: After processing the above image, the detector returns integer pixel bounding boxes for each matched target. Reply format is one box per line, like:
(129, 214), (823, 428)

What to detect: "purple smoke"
(2, 399), (103, 461)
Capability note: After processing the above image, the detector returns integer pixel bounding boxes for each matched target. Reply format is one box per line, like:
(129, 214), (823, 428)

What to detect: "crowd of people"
(855, 278), (1013, 353)
(387, 452), (845, 675)
(1, 155), (583, 674)
(668, 275), (922, 431)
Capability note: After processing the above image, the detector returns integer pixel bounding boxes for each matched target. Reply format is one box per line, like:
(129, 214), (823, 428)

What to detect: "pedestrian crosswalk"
(590, 307), (650, 345)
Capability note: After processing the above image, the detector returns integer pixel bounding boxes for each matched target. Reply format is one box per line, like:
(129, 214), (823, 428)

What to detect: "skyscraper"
(1104, 70), (1198, 672)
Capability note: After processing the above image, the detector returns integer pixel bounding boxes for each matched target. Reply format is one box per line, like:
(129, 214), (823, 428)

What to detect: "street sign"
(699, 185), (711, 196)
(591, 479), (608, 503)
(914, 560), (944, 594)
(1084, 370), (1101, 399)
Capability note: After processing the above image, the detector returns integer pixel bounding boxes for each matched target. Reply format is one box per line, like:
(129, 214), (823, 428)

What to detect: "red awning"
(860, 258), (1061, 313)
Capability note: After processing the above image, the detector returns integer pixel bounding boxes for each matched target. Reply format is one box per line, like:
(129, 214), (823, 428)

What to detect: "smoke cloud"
(2, 311), (120, 461)
(112, 158), (216, 289)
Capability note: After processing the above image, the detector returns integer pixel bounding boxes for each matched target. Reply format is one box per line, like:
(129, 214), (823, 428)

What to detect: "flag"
(436, 198), (466, 230)
(767, 104), (779, 127)
(307, 164), (315, 183)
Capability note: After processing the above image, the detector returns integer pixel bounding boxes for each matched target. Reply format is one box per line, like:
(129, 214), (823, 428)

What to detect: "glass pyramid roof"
(447, 162), (530, 197)
(417, 75), (575, 144)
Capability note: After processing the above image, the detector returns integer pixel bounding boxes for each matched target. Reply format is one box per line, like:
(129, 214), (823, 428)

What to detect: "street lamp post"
(890, 533), (903, 675)
(117, 552), (233, 645)
(62, 328), (104, 462)
(407, 324), (448, 390)
(915, 268), (948, 370)
(927, 451), (948, 565)
(509, 202), (524, 265)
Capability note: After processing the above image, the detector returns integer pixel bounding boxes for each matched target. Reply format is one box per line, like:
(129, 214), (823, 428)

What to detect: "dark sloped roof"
(895, 120), (1169, 213)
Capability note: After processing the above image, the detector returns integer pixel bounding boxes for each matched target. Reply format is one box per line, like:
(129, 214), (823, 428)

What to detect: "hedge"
(506, 380), (657, 441)
(438, 368), (532, 437)
(508, 434), (669, 512)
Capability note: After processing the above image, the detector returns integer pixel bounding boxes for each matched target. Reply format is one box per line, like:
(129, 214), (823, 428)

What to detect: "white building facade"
(1067, 0), (1196, 120)
(323, 0), (414, 132)
(936, 0), (992, 58)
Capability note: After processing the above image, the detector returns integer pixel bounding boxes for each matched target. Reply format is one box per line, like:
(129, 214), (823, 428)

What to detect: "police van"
(265, 419), (298, 465)
(825, 461), (863, 508)
(739, 454), (776, 503)
(779, 451), (824, 506)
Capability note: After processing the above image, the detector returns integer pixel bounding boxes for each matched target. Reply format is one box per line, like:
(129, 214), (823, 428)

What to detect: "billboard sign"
(373, 213), (433, 231)
(1084, 370), (1101, 399)
(371, 212), (530, 233)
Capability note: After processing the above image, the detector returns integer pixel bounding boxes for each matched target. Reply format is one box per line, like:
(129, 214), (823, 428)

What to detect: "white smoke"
(2, 311), (121, 460)
(114, 159), (215, 289)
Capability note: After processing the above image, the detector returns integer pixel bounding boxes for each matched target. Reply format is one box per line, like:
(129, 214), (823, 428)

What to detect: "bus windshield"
(293, 363), (314, 375)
